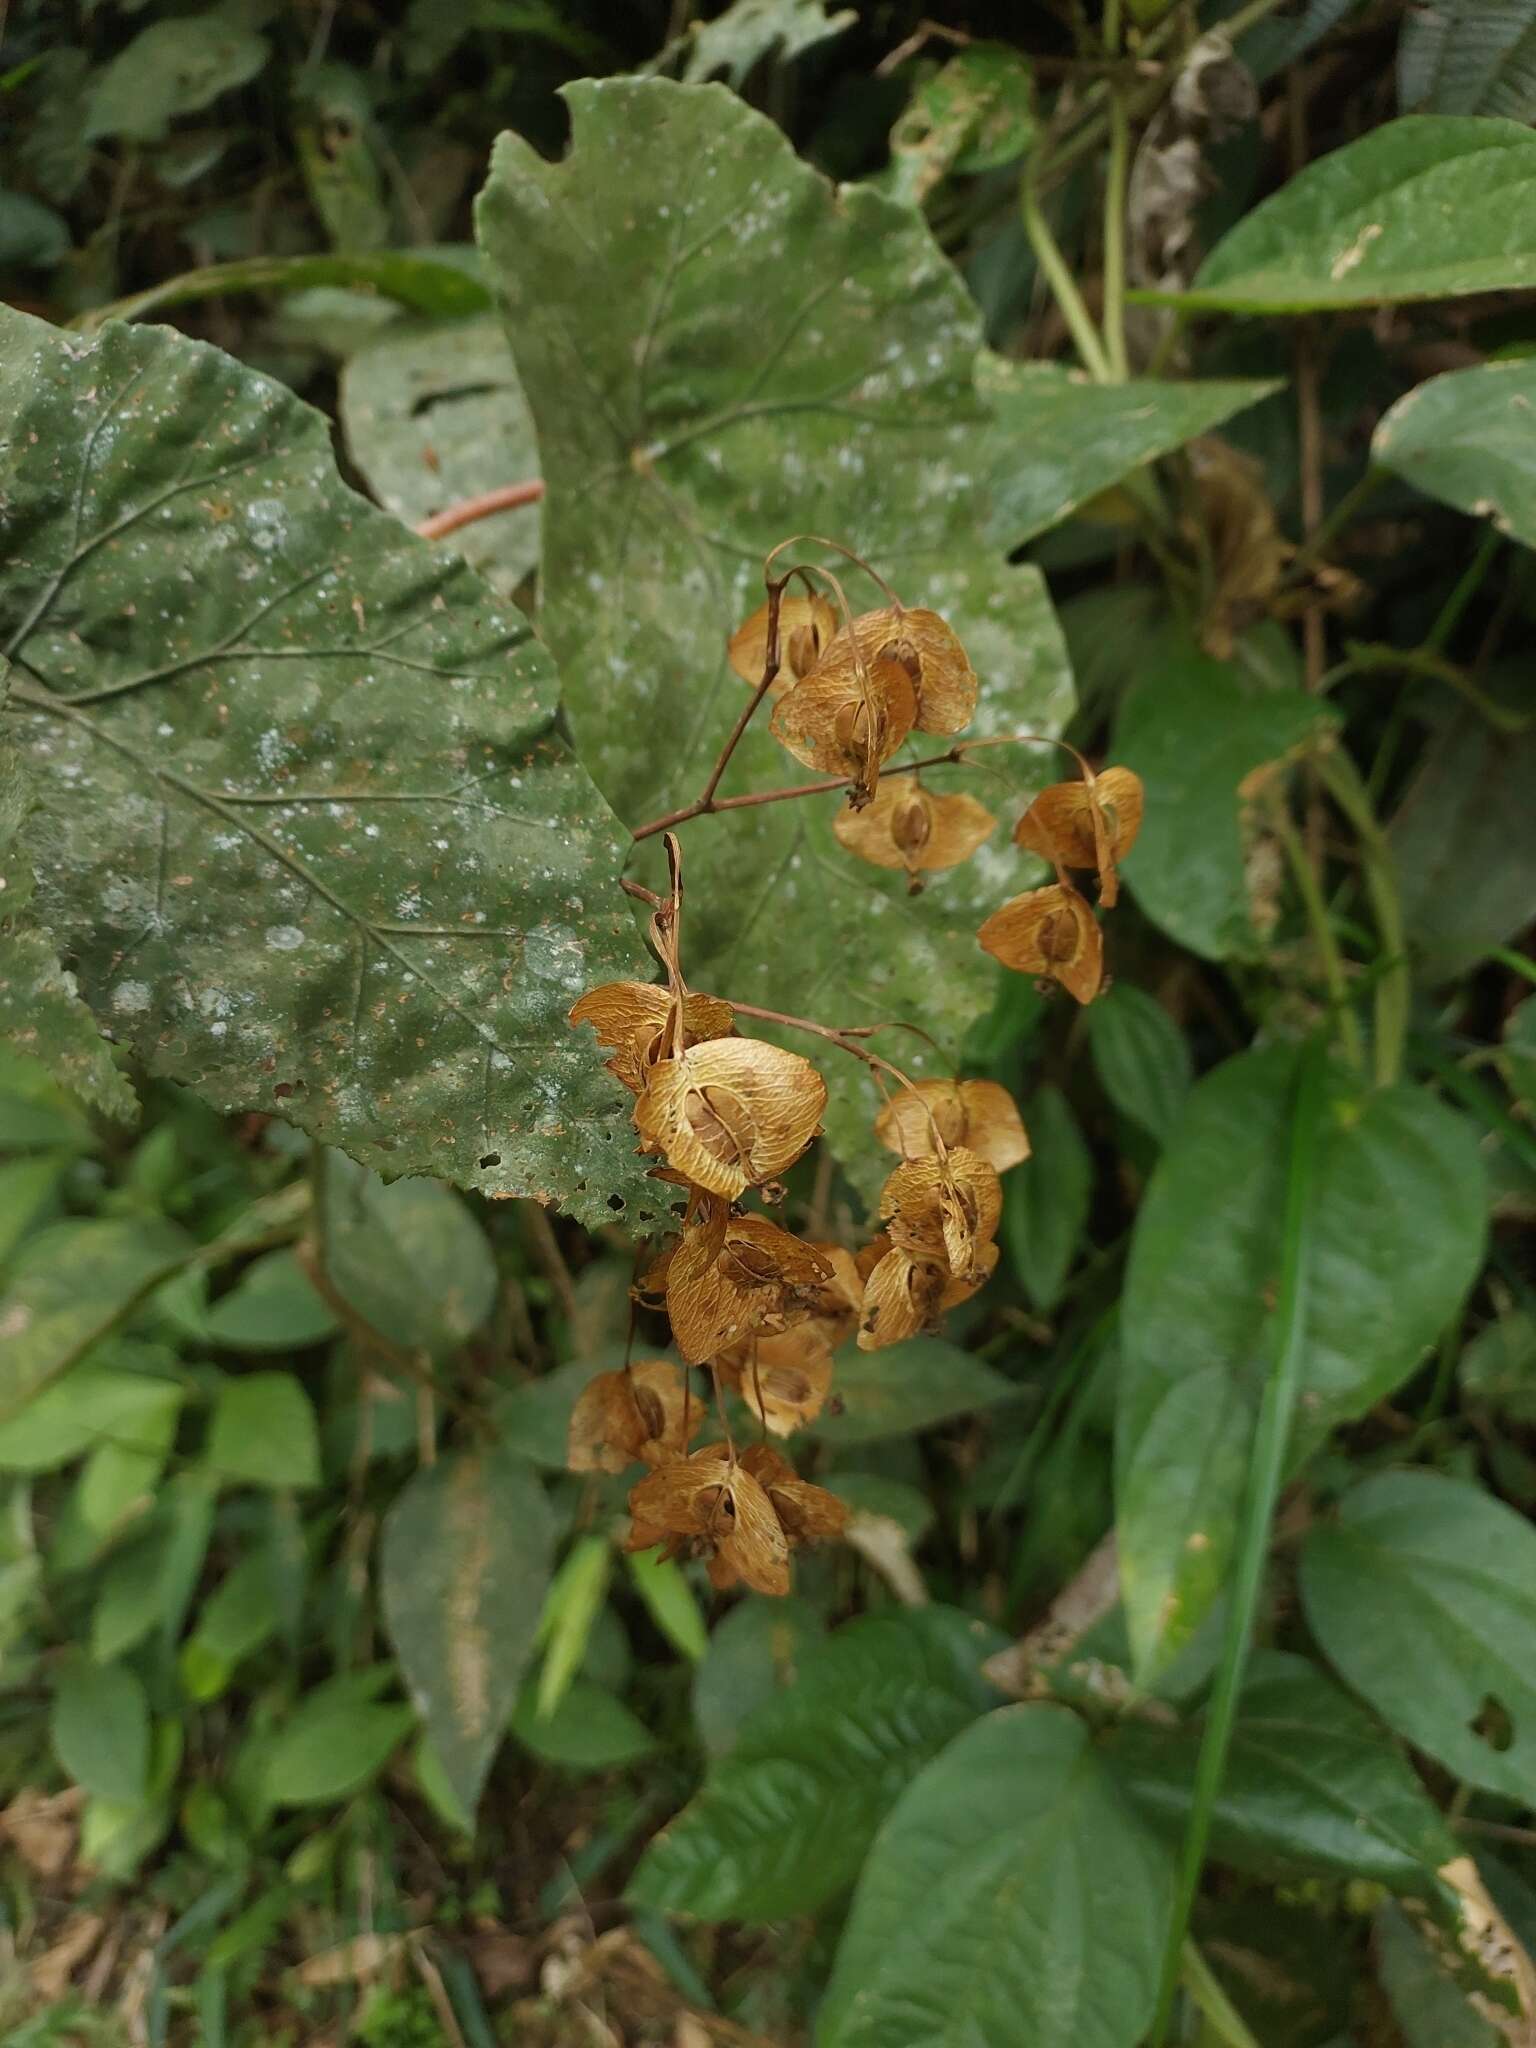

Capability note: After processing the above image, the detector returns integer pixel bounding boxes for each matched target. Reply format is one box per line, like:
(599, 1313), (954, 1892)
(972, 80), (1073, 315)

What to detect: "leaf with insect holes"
(476, 79), (1074, 1199)
(0, 305), (669, 1229)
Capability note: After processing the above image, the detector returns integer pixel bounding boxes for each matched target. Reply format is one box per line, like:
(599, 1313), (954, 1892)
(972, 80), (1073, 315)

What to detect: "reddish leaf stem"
(414, 479), (544, 540)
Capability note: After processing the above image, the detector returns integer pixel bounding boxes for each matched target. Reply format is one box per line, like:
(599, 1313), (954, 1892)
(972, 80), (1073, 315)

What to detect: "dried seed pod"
(664, 1202), (833, 1364)
(568, 981), (735, 1094)
(566, 1361), (700, 1473)
(728, 592), (838, 701)
(799, 1241), (865, 1350)
(874, 1078), (1029, 1174)
(634, 1038), (827, 1200)
(627, 1445), (790, 1596)
(833, 776), (996, 891)
(812, 606), (977, 735)
(740, 1443), (848, 1548)
(718, 1327), (835, 1435)
(769, 657), (917, 806)
(1014, 767), (1144, 907)
(879, 1146), (1003, 1280)
(977, 882), (1104, 1005)
(856, 1241), (946, 1350)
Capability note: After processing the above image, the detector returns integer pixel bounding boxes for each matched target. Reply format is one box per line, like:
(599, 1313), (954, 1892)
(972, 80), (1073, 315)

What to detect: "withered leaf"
(569, 981), (735, 1094)
(1014, 766), (1144, 908)
(977, 882), (1104, 1004)
(634, 1037), (827, 1200)
(567, 1360), (701, 1473)
(728, 592), (838, 702)
(875, 1078), (1029, 1174)
(833, 776), (996, 891)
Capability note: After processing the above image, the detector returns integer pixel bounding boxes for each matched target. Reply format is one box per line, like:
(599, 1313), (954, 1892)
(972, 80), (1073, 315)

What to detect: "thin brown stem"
(414, 479), (544, 540)
(729, 999), (926, 1101)
(698, 575), (787, 808)
(764, 535), (902, 610)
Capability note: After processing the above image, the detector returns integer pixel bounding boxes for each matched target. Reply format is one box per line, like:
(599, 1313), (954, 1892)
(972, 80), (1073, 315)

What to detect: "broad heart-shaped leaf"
(380, 1448), (553, 1817)
(806, 1335), (1019, 1444)
(626, 1605), (1005, 1921)
(1300, 1470), (1536, 1801)
(1107, 1651), (1458, 1894)
(1117, 1046), (1485, 1681)
(817, 1704), (1172, 2048)
(1400, 0), (1536, 120)
(0, 305), (664, 1231)
(1375, 361), (1536, 549)
(1148, 116), (1536, 313)
(477, 79), (1074, 1197)
(1114, 641), (1334, 961)
(0, 732), (137, 1122)
(339, 317), (541, 600)
(979, 355), (1280, 549)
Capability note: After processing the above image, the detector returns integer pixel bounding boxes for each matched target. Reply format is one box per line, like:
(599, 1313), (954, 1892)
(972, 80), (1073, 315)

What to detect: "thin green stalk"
(1425, 527), (1501, 654)
(1268, 793), (1365, 1074)
(1490, 945), (1536, 990)
(1181, 1939), (1263, 2048)
(1285, 467), (1384, 580)
(1102, 87), (1131, 378)
(1318, 751), (1408, 1088)
(1320, 640), (1532, 735)
(1022, 151), (1113, 383)
(1150, 1038), (1328, 2043)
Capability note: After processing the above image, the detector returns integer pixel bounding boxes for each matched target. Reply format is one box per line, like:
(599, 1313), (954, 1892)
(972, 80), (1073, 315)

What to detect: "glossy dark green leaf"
(1118, 1047), (1485, 1678)
(981, 356), (1280, 549)
(477, 79), (1074, 1192)
(263, 1667), (414, 1807)
(691, 1595), (827, 1757)
(1300, 1470), (1536, 1799)
(1114, 643), (1332, 960)
(1003, 1082), (1092, 1312)
(808, 1336), (1018, 1443)
(320, 1155), (495, 1358)
(340, 317), (541, 599)
(0, 1218), (192, 1425)
(205, 1372), (320, 1490)
(818, 1705), (1172, 2048)
(51, 1654), (150, 1806)
(510, 1676), (655, 1771)
(1158, 117), (1536, 312)
(1375, 361), (1536, 546)
(381, 1448), (553, 1816)
(1400, 0), (1536, 119)
(626, 1606), (1004, 1920)
(1108, 1651), (1457, 1891)
(1086, 984), (1192, 1146)
(0, 306), (658, 1227)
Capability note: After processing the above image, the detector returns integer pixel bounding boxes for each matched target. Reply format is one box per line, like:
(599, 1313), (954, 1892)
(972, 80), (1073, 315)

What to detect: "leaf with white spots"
(0, 305), (666, 1229)
(477, 79), (1074, 1193)
(380, 1447), (553, 1818)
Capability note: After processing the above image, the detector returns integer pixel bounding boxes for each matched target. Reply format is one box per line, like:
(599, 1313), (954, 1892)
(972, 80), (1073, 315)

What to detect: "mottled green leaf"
(1086, 983), (1193, 1146)
(679, 0), (855, 83)
(1301, 1470), (1536, 1799)
(1003, 1081), (1092, 1310)
(883, 47), (1036, 206)
(1375, 360), (1536, 547)
(981, 356), (1280, 549)
(1115, 642), (1332, 960)
(340, 317), (541, 599)
(1109, 1651), (1457, 1891)
(1153, 116), (1536, 313)
(1118, 1047), (1485, 1678)
(627, 1606), (1004, 1920)
(819, 1705), (1171, 2048)
(1376, 1901), (1502, 2048)
(477, 80), (1073, 1195)
(1400, 0), (1536, 119)
(381, 1448), (553, 1815)
(0, 306), (660, 1228)
(808, 1336), (1018, 1443)
(84, 16), (270, 145)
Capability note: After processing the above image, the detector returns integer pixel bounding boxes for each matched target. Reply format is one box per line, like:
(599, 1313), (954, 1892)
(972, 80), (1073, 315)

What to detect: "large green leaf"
(1117, 1047), (1485, 1679)
(1108, 1651), (1457, 1892)
(1154, 116), (1536, 313)
(477, 79), (1074, 1193)
(320, 1153), (496, 1358)
(980, 356), (1280, 549)
(380, 1448), (553, 1816)
(626, 1605), (1004, 1920)
(1114, 643), (1333, 961)
(1300, 1470), (1536, 1800)
(818, 1704), (1171, 2048)
(1400, 0), (1536, 120)
(1375, 361), (1536, 549)
(0, 306), (660, 1229)
(339, 317), (541, 599)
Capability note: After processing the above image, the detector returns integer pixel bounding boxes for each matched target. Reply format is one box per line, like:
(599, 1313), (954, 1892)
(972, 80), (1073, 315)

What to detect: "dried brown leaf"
(811, 605), (978, 735)
(567, 1361), (702, 1473)
(664, 1202), (833, 1364)
(769, 655), (917, 805)
(740, 1442), (848, 1547)
(1014, 767), (1144, 907)
(879, 1146), (1002, 1279)
(718, 1326), (835, 1434)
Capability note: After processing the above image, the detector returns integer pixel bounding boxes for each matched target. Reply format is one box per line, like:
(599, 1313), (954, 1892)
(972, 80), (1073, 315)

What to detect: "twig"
(414, 479), (544, 541)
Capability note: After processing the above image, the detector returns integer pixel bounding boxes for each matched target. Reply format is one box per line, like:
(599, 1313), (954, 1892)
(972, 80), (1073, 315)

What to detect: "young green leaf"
(380, 1448), (553, 1817)
(50, 1654), (150, 1806)
(1086, 984), (1193, 1146)
(205, 1373), (321, 1491)
(263, 1668), (414, 1807)
(0, 305), (659, 1230)
(626, 1606), (1004, 1921)
(1003, 1083), (1092, 1312)
(625, 1548), (709, 1664)
(510, 1676), (656, 1772)
(1300, 1470), (1536, 1800)
(818, 1705), (1172, 2048)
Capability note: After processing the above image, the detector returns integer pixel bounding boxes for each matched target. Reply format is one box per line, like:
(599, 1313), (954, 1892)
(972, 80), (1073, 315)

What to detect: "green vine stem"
(1318, 749), (1408, 1089)
(1100, 0), (1130, 380)
(1022, 149), (1114, 384)
(1267, 787), (1365, 1074)
(1150, 1036), (1328, 2043)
